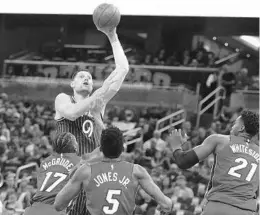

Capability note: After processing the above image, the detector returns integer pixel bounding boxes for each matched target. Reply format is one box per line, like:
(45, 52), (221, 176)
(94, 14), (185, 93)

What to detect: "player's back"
(32, 153), (80, 205)
(85, 160), (139, 215)
(206, 135), (259, 211)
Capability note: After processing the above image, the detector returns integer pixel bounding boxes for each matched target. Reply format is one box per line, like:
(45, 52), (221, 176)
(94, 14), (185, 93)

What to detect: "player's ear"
(70, 81), (75, 88)
(239, 124), (245, 132)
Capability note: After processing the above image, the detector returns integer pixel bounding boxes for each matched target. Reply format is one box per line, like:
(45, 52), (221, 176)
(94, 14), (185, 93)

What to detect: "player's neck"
(237, 133), (251, 141)
(73, 92), (89, 102)
(102, 156), (121, 162)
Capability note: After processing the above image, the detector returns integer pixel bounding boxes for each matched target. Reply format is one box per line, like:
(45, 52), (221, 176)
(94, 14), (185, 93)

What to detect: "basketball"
(93, 3), (121, 30)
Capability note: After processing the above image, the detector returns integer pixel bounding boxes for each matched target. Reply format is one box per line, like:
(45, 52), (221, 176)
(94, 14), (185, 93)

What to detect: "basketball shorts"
(202, 201), (256, 215)
(24, 202), (66, 215)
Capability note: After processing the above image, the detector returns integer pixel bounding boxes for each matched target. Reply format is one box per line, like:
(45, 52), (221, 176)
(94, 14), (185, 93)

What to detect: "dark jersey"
(32, 153), (80, 205)
(206, 135), (259, 211)
(56, 96), (104, 156)
(85, 160), (139, 215)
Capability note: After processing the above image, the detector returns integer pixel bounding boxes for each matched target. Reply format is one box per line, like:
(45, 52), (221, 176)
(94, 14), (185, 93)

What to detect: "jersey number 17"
(40, 172), (67, 192)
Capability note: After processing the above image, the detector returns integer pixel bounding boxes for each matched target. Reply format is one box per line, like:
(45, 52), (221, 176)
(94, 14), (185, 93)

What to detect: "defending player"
(54, 24), (129, 214)
(54, 127), (174, 215)
(170, 110), (259, 215)
(24, 132), (80, 215)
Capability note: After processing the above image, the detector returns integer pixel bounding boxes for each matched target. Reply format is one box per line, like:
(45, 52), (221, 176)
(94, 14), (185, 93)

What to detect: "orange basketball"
(93, 3), (121, 30)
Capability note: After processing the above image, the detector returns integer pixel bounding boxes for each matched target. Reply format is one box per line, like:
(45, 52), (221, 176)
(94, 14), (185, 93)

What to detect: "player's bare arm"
(169, 129), (223, 169)
(92, 28), (129, 106)
(54, 163), (91, 211)
(133, 164), (173, 213)
(55, 93), (103, 121)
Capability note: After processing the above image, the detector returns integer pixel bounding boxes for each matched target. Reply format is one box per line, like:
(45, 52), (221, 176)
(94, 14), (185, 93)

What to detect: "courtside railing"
(15, 162), (39, 187)
(155, 109), (186, 133)
(196, 86), (226, 128)
(123, 127), (143, 147)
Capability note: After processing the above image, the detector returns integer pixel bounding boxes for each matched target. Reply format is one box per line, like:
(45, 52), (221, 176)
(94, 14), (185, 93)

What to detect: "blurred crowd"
(128, 43), (217, 68)
(1, 92), (258, 215)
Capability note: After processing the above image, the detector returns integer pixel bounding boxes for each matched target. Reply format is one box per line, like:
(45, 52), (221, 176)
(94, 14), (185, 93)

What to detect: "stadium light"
(240, 36), (260, 48)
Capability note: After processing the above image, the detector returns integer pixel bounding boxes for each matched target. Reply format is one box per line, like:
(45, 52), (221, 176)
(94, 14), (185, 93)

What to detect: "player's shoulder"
(208, 134), (231, 153)
(55, 93), (71, 103)
(132, 164), (148, 179)
(65, 153), (81, 165)
(207, 133), (229, 143)
(72, 161), (91, 181)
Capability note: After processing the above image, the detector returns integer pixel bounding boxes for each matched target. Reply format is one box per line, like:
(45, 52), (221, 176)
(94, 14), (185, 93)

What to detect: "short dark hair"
(240, 110), (259, 137)
(100, 127), (124, 159)
(53, 132), (77, 154)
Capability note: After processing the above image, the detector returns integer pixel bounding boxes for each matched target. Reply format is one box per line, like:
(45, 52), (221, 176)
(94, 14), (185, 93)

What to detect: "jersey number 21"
(228, 158), (258, 182)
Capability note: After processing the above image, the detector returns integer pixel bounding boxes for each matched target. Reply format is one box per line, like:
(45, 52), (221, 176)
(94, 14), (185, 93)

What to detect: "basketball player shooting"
(169, 110), (259, 215)
(55, 3), (129, 156)
(54, 3), (129, 215)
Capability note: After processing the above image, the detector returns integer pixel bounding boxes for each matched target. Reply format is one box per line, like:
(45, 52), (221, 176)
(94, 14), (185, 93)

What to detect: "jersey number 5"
(228, 158), (257, 182)
(40, 172), (67, 192)
(103, 189), (122, 214)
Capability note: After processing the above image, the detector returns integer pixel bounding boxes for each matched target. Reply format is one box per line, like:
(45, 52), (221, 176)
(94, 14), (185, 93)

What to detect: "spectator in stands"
(144, 130), (167, 152)
(195, 50), (206, 67)
(161, 176), (174, 197)
(173, 175), (194, 200)
(152, 57), (160, 65)
(133, 148), (152, 169)
(0, 173), (16, 202)
(16, 179), (31, 210)
(143, 54), (152, 65)
(165, 52), (180, 66)
(220, 65), (236, 105)
(181, 50), (191, 66)
(235, 68), (250, 90)
(189, 59), (199, 67)
(182, 121), (192, 137)
(157, 49), (166, 64)
(207, 52), (215, 67)
(145, 138), (157, 157)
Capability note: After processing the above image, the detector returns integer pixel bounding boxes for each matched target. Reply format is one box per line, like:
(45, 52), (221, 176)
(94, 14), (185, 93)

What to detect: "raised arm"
(170, 131), (221, 169)
(55, 29), (129, 120)
(54, 163), (91, 211)
(133, 164), (173, 213)
(92, 28), (129, 104)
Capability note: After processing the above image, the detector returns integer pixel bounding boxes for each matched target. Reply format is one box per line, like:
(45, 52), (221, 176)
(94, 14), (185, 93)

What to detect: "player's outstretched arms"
(55, 93), (104, 121)
(133, 164), (173, 213)
(170, 131), (221, 169)
(54, 163), (91, 211)
(92, 28), (129, 104)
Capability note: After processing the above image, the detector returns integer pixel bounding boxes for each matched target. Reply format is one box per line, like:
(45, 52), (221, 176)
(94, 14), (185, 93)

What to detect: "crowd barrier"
(0, 77), (200, 112)
(3, 59), (217, 89)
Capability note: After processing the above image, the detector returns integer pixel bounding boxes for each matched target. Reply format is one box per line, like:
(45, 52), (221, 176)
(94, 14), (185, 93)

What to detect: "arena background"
(0, 1), (259, 214)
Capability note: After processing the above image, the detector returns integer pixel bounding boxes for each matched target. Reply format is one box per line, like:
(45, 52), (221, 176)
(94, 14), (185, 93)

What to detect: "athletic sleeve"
(172, 149), (199, 169)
